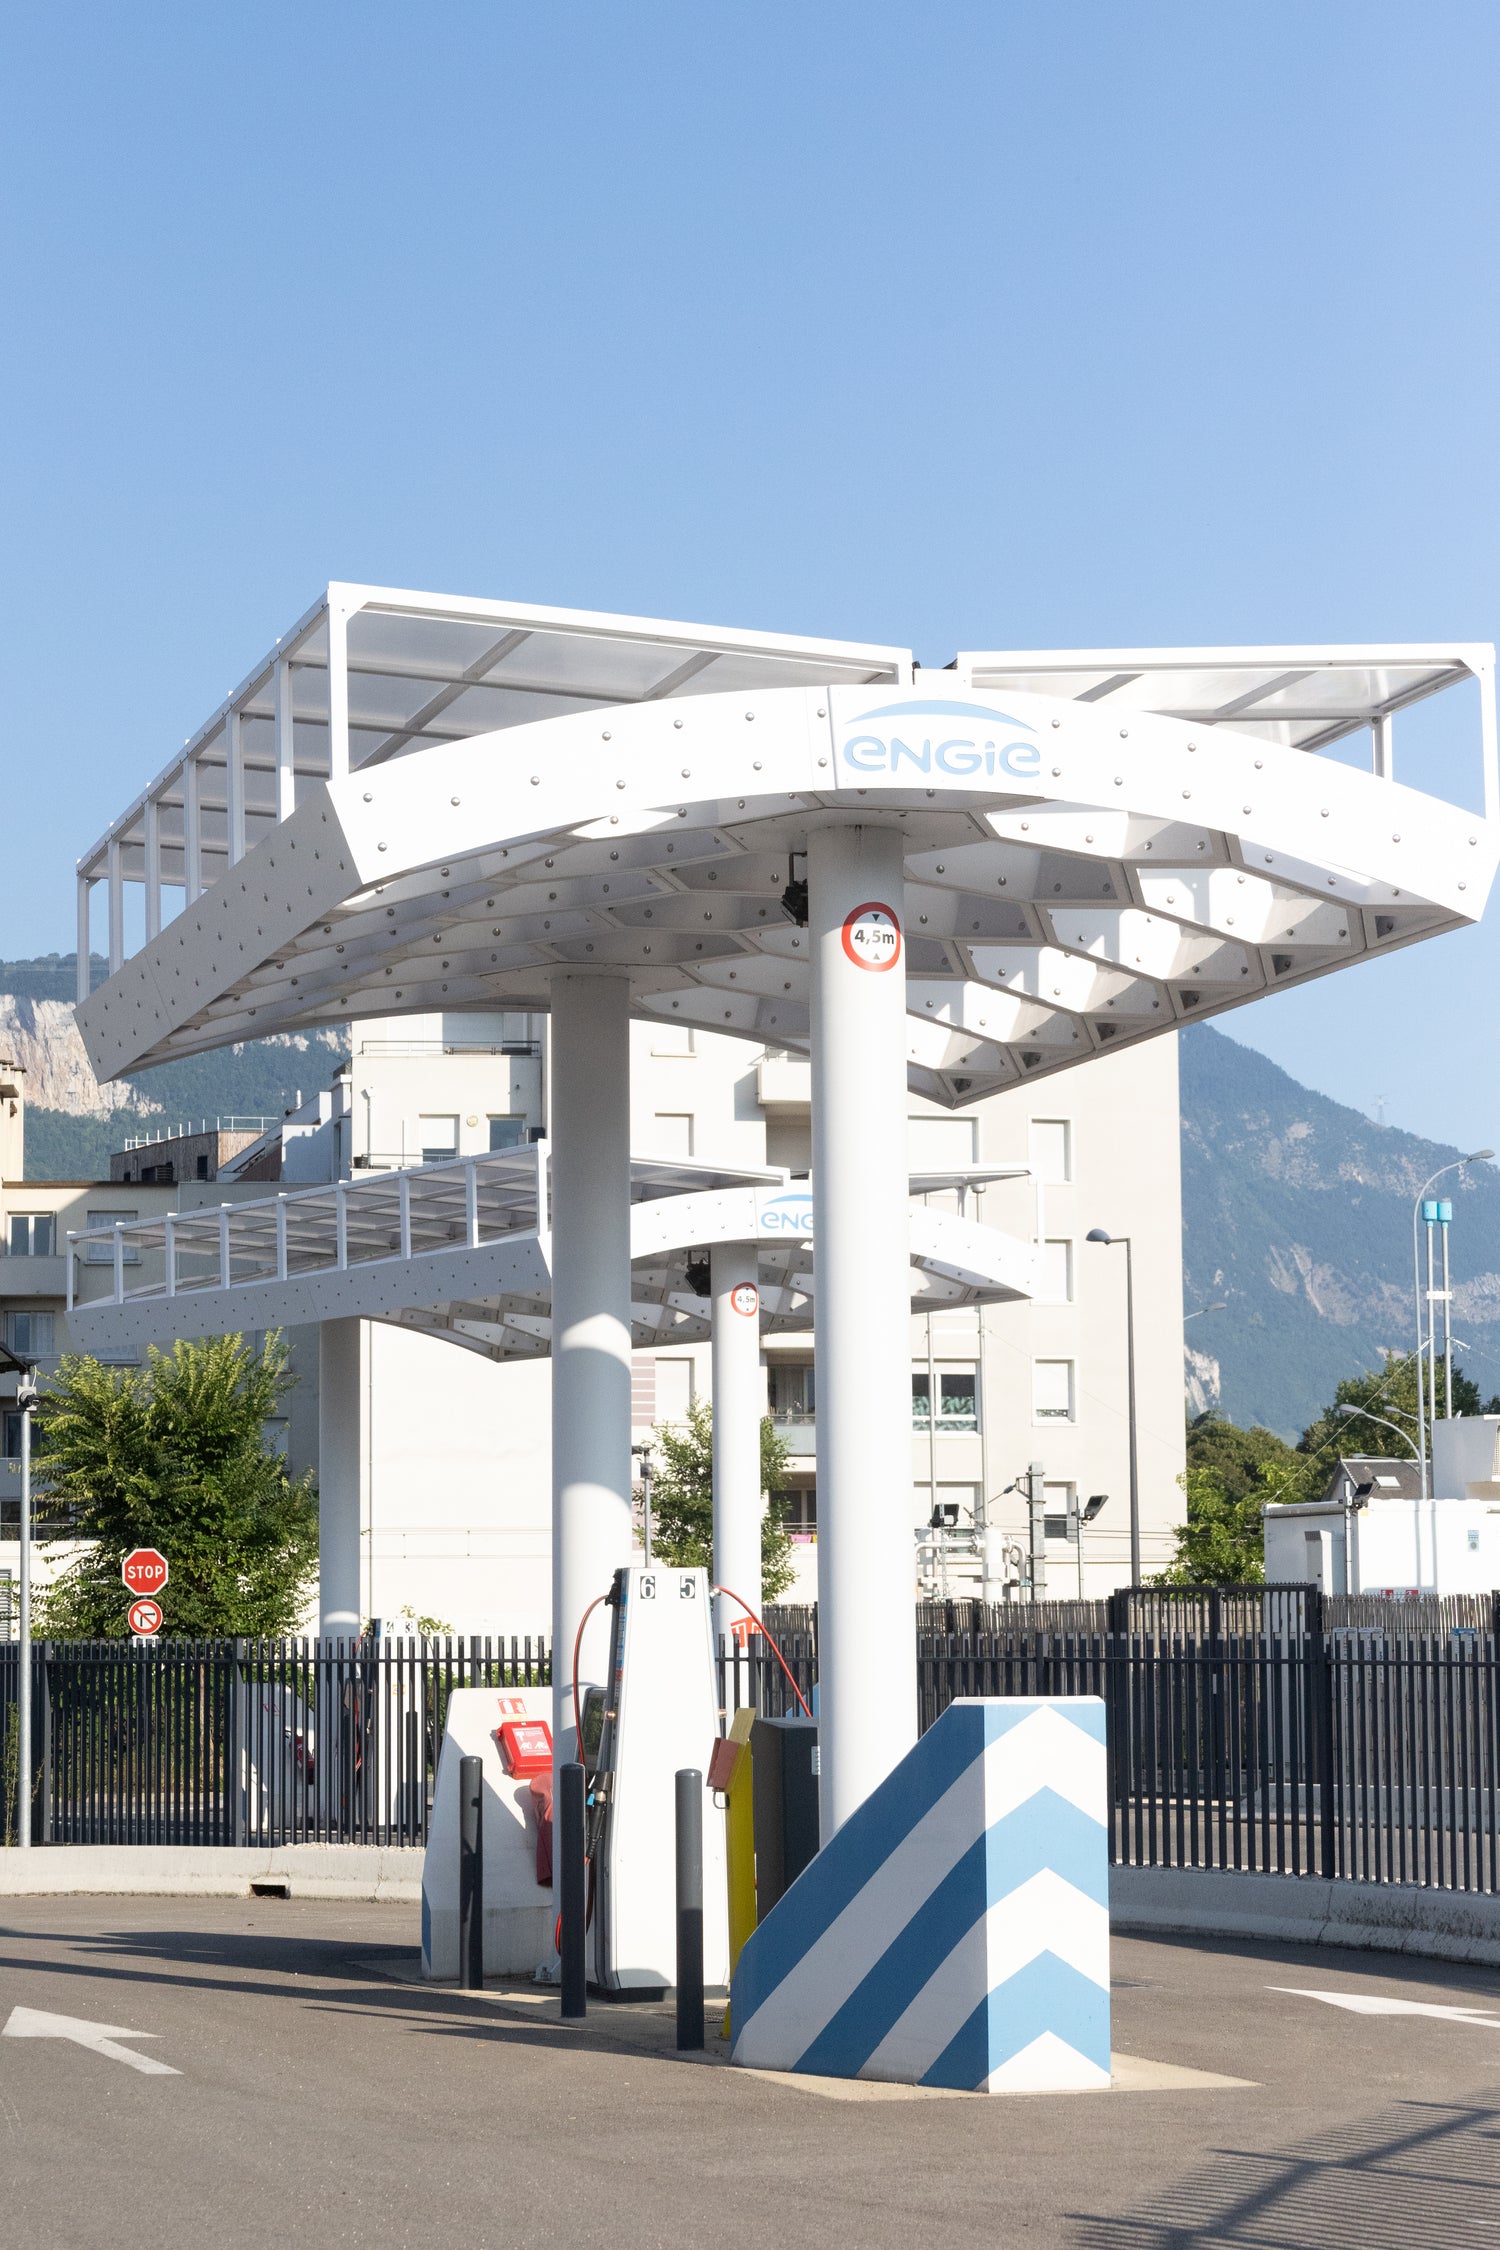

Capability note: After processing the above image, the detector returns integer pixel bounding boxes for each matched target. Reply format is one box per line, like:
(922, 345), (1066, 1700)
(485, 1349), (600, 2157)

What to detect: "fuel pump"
(576, 1563), (729, 1996)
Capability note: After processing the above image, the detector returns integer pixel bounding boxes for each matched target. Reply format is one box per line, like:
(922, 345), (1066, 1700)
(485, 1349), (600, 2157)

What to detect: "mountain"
(1180, 1026), (1500, 1437)
(0, 954), (347, 1180)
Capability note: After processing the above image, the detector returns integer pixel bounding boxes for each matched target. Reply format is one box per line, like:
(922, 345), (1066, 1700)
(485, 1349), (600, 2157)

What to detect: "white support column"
(143, 795), (162, 941)
(549, 974), (634, 1774)
(711, 1241), (764, 1649)
(107, 836), (124, 974)
(1372, 712), (1394, 780)
(226, 709), (246, 865)
(183, 756), (202, 903)
(326, 601), (351, 782)
(807, 824), (917, 1837)
(75, 877), (92, 1003)
(274, 658), (297, 821)
(318, 1317), (368, 1638)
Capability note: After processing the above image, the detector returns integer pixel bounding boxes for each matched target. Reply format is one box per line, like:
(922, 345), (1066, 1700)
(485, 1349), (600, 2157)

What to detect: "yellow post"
(719, 1706), (757, 2035)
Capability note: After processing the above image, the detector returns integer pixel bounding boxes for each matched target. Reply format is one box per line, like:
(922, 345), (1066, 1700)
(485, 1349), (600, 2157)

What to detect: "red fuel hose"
(711, 1584), (814, 1719)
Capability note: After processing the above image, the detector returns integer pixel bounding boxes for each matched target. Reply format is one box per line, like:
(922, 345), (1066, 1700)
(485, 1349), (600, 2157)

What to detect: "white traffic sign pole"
(807, 825), (918, 1837)
(549, 974), (634, 1776)
(710, 1243), (763, 1650)
(16, 1367), (34, 1850)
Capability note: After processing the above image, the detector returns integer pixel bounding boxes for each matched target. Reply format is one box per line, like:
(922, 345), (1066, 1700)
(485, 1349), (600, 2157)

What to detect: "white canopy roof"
(72, 587), (1499, 1110)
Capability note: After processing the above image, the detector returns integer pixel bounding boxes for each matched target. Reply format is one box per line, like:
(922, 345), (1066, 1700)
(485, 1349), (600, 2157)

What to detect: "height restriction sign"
(122, 1548), (169, 1597)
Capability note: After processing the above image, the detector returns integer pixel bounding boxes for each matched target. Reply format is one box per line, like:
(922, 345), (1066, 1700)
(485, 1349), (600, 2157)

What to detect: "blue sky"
(5, 2), (1499, 1147)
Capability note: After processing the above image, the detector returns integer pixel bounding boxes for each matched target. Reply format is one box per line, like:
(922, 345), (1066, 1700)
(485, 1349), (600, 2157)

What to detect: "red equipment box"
(495, 1717), (553, 1779)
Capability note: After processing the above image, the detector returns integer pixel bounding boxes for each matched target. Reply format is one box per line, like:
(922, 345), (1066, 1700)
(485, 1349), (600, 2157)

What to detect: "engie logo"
(836, 698), (1041, 785)
(757, 1193), (815, 1236)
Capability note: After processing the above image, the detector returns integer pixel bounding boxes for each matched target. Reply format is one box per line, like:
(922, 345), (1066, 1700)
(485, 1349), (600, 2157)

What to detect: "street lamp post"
(2, 1346), (37, 1850)
(1086, 1230), (1140, 1587)
(1411, 1152), (1493, 1499)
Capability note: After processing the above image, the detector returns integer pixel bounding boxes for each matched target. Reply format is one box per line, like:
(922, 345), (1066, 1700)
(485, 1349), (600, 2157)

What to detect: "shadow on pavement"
(1070, 2096), (1500, 2250)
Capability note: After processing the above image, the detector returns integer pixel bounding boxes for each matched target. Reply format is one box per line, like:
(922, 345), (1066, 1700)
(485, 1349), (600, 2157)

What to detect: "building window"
(7, 1214), (56, 1257)
(767, 1361), (815, 1427)
(85, 1211), (139, 1264)
(488, 1116), (526, 1152)
(912, 1368), (980, 1432)
(1043, 1482), (1078, 1541)
(908, 1114), (978, 1168)
(1029, 1118), (1072, 1184)
(2, 1311), (56, 1360)
(1033, 1359), (1075, 1422)
(1039, 1238), (1074, 1304)
(655, 1357), (695, 1424)
(419, 1115), (459, 1166)
(778, 1486), (817, 1537)
(652, 1113), (694, 1158)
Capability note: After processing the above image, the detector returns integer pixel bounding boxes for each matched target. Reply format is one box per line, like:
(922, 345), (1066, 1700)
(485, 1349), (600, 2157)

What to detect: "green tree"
(646, 1400), (797, 1604)
(33, 1333), (319, 1637)
(1157, 1350), (1500, 1587)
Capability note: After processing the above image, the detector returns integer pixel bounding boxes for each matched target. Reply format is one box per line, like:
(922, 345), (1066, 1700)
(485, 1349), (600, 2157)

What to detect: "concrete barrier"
(0, 1845), (421, 1902)
(1112, 1864), (1500, 1969)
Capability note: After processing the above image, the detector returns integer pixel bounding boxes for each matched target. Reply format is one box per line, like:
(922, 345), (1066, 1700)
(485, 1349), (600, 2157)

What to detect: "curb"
(0, 1844), (422, 1902)
(1111, 1864), (1500, 1969)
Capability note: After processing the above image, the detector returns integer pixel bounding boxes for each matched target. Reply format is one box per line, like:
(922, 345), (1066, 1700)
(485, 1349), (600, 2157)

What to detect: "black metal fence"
(0, 1635), (546, 1850)
(4, 1606), (1500, 1894)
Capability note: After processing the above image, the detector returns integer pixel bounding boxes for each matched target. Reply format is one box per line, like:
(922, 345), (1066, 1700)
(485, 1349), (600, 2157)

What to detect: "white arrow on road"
(1271, 1986), (1500, 2025)
(2, 2005), (181, 2075)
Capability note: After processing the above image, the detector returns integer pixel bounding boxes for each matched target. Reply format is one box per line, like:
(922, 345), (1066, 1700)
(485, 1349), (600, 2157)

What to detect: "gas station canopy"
(73, 585), (1499, 1108)
(64, 1146), (1036, 1364)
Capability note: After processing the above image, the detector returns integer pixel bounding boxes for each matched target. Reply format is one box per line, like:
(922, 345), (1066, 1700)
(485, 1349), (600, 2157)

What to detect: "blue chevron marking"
(920, 1955), (1111, 2090)
(984, 1790), (1110, 1906)
(732, 1702), (987, 2028)
(790, 1791), (1108, 2078)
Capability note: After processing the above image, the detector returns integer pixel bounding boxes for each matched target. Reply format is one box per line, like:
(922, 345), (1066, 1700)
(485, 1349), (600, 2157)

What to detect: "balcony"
(0, 1254), (68, 1301)
(756, 1056), (811, 1112)
(770, 1413), (816, 1459)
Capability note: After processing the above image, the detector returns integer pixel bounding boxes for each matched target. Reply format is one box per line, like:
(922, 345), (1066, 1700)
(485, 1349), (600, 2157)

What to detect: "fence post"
(675, 1768), (705, 2051)
(559, 1761), (587, 2020)
(37, 1640), (53, 1845)
(459, 1753), (484, 1990)
(1306, 1617), (1337, 1879)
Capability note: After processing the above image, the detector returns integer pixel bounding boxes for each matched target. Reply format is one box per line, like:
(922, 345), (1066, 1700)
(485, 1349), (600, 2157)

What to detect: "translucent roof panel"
(958, 645), (1491, 752)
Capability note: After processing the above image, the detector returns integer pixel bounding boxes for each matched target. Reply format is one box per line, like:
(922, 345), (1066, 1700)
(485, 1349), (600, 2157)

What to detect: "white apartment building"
(2, 1014), (1186, 1635)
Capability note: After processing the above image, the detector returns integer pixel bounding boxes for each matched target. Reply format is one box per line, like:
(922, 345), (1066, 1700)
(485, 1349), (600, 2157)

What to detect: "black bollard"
(559, 1761), (587, 2021)
(459, 1753), (483, 1990)
(675, 1767), (704, 2051)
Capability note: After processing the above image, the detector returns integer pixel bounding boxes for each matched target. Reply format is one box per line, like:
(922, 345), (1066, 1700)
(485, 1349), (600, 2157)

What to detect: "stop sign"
(122, 1548), (169, 1596)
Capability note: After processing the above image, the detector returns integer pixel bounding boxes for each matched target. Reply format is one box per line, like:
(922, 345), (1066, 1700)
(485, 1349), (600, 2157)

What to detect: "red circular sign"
(122, 1548), (169, 1595)
(128, 1597), (163, 1637)
(841, 901), (902, 973)
(729, 1282), (759, 1318)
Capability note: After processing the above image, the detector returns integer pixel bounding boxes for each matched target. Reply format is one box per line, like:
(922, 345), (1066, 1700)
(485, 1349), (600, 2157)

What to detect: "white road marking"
(2, 2005), (181, 2075)
(1271, 1986), (1500, 2026)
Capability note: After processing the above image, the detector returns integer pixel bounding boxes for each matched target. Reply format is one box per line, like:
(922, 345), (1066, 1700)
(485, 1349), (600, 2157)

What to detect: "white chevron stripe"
(986, 1706), (1107, 1826)
(985, 2031), (1110, 2092)
(988, 1870), (1110, 1990)
(857, 1872), (1109, 2084)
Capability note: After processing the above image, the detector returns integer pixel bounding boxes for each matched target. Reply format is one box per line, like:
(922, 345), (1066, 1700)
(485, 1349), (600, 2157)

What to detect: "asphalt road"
(2, 1895), (1499, 2249)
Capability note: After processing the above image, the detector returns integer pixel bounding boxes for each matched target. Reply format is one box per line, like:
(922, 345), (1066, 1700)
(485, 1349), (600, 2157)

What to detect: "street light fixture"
(1086, 1229), (1140, 1587)
(1336, 1402), (1422, 1461)
(1411, 1151), (1493, 1498)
